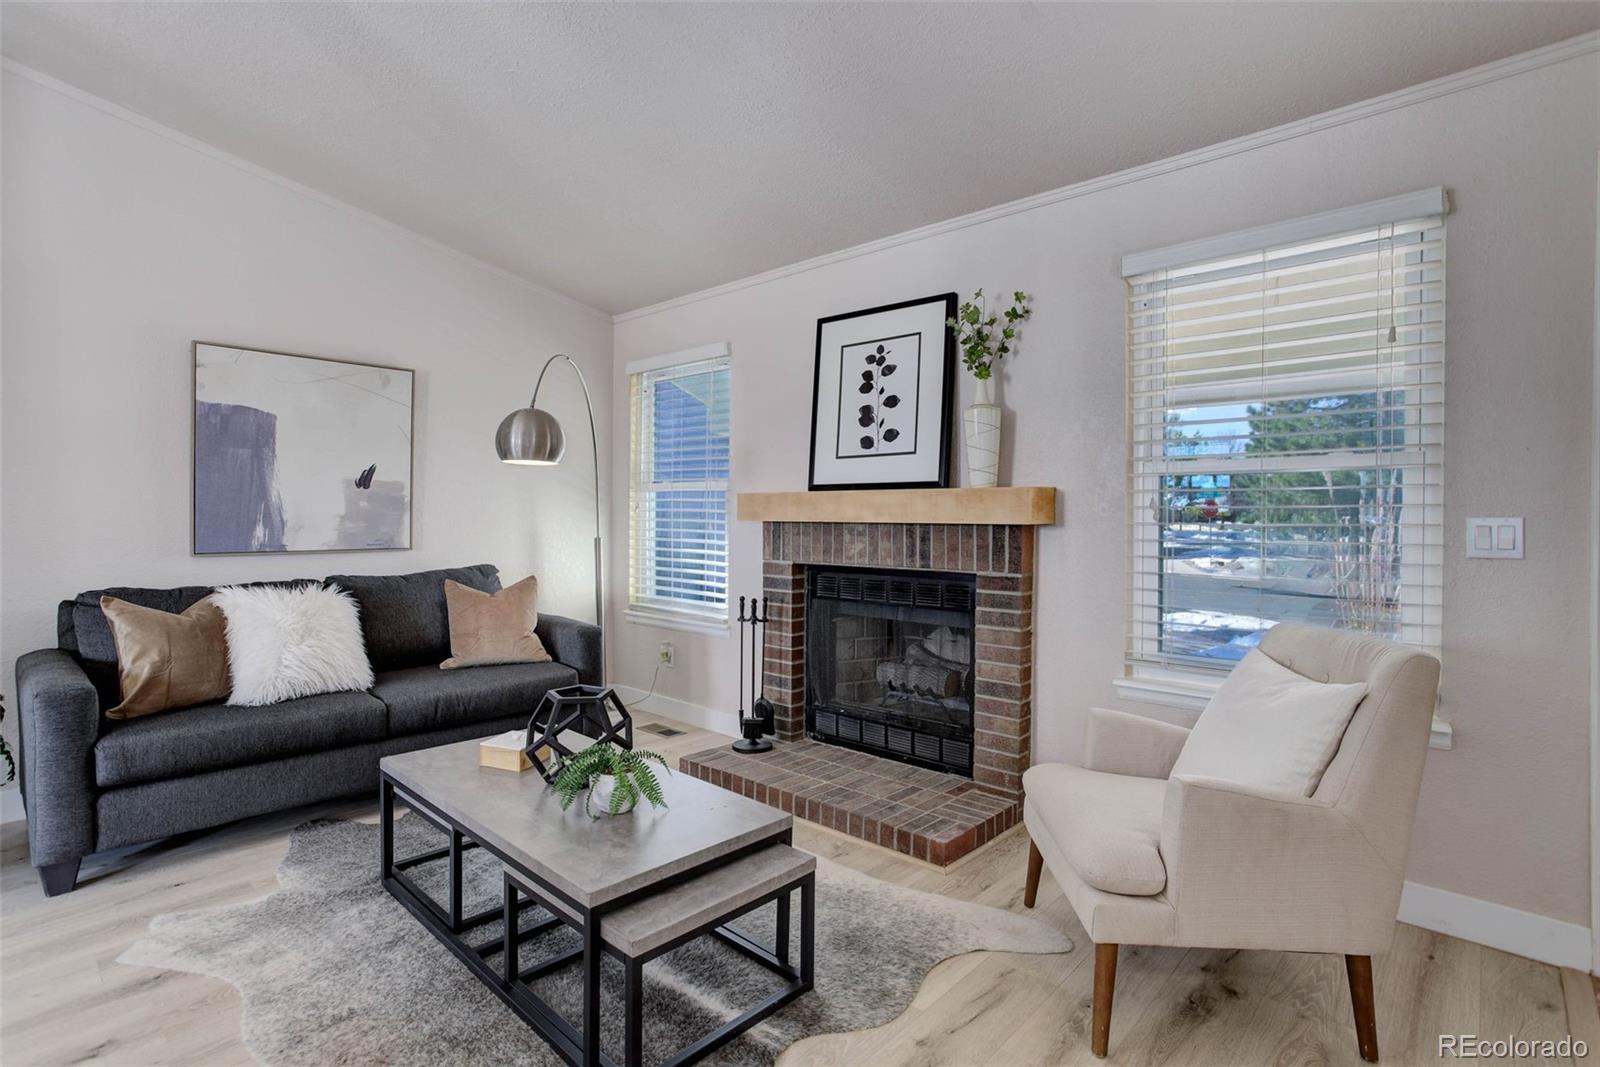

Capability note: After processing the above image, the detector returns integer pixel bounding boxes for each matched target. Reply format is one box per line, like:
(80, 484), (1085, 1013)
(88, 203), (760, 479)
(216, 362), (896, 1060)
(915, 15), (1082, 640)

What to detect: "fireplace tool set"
(733, 595), (776, 753)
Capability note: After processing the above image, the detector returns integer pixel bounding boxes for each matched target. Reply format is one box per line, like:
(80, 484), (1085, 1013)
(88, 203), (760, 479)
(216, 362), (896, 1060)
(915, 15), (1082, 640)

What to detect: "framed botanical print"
(808, 293), (956, 490)
(192, 342), (414, 554)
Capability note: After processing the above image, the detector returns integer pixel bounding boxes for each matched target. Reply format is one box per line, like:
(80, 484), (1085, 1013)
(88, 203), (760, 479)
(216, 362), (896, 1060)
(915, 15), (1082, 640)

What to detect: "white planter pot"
(586, 773), (636, 817)
(963, 378), (1002, 488)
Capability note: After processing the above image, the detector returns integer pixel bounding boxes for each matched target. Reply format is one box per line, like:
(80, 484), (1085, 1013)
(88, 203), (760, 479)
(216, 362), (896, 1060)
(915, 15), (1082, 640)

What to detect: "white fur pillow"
(211, 584), (374, 706)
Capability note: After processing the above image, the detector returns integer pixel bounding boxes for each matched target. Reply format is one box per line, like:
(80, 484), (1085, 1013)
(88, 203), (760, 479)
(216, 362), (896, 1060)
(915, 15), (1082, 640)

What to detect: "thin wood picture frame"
(191, 340), (416, 555)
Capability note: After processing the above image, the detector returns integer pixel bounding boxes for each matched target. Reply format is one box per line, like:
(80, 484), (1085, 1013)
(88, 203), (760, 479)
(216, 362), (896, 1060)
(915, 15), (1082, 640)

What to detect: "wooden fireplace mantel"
(735, 486), (1057, 526)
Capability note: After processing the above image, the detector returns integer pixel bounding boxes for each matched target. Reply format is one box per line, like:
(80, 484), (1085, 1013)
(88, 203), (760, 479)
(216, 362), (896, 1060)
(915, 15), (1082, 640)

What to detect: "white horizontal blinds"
(628, 354), (732, 619)
(1126, 211), (1445, 671)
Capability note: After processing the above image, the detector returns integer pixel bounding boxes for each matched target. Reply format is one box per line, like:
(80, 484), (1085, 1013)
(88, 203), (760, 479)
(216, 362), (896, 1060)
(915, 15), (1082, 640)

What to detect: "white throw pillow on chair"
(1170, 647), (1368, 797)
(212, 583), (374, 706)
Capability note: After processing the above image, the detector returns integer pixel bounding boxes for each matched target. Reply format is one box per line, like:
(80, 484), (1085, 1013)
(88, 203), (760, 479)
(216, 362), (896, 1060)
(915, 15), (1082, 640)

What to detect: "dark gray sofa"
(15, 564), (599, 896)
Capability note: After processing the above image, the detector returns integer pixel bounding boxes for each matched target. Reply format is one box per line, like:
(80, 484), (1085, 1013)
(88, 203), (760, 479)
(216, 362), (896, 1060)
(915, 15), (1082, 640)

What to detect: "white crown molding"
(0, 59), (612, 323)
(614, 30), (1600, 324)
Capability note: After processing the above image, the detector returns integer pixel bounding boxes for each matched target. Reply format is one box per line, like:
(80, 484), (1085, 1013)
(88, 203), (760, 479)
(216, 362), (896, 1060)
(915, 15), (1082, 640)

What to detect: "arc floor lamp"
(497, 354), (630, 754)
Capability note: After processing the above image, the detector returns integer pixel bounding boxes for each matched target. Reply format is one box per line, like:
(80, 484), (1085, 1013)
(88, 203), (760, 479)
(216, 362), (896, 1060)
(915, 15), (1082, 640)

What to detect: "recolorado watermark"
(1439, 1034), (1588, 1059)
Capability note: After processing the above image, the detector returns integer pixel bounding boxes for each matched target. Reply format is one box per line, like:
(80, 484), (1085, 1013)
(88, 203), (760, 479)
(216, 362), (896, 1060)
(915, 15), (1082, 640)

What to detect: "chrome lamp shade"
(496, 407), (566, 465)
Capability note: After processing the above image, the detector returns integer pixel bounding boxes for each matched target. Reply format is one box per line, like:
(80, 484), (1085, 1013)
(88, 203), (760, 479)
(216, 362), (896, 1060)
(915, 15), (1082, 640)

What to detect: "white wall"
(612, 50), (1600, 929)
(0, 67), (615, 813)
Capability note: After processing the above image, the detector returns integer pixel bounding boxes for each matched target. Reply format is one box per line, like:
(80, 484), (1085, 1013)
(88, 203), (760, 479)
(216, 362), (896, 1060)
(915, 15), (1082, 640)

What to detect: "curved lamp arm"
(529, 354), (602, 546)
(530, 354), (604, 680)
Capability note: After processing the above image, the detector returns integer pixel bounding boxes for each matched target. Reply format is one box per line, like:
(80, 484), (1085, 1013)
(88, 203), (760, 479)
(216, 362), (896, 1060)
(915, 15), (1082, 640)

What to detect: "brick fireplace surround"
(681, 489), (1051, 867)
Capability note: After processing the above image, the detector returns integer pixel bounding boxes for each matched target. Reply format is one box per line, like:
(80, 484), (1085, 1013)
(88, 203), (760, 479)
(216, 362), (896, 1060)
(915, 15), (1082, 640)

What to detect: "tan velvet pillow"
(440, 576), (553, 670)
(101, 595), (232, 718)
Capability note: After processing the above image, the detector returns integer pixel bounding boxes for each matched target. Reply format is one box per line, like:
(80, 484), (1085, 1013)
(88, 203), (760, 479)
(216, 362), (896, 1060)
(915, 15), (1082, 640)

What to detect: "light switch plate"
(1465, 517), (1523, 559)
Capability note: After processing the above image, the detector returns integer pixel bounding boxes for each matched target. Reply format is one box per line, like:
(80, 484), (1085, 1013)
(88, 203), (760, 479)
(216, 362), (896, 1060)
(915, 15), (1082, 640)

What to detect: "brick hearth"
(679, 513), (1042, 866)
(678, 739), (1018, 865)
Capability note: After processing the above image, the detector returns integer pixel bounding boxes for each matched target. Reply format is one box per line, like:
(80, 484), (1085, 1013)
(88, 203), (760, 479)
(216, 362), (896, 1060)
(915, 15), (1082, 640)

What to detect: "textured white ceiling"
(5, 3), (1597, 313)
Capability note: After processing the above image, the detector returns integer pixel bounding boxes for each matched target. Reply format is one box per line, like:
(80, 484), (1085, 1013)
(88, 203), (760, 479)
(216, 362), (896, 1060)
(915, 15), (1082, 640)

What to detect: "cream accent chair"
(1022, 624), (1441, 1062)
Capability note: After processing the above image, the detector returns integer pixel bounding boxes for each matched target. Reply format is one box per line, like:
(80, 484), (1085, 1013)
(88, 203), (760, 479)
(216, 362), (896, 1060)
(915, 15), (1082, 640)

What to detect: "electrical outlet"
(658, 642), (675, 667)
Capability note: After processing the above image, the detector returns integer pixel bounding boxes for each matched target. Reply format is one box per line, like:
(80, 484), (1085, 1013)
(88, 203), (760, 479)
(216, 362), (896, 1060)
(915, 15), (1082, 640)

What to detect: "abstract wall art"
(808, 293), (956, 490)
(193, 342), (414, 554)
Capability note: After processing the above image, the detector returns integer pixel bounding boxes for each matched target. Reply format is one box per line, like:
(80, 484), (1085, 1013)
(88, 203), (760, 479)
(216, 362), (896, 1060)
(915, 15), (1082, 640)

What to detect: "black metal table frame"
(380, 774), (814, 1067)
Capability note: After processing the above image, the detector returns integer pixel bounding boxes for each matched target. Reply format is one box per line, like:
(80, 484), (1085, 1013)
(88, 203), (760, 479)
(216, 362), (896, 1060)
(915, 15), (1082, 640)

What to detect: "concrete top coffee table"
(379, 737), (814, 1067)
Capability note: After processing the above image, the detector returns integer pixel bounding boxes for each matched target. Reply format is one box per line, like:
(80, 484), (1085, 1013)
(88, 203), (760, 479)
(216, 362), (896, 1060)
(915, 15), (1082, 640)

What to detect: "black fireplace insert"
(805, 565), (975, 776)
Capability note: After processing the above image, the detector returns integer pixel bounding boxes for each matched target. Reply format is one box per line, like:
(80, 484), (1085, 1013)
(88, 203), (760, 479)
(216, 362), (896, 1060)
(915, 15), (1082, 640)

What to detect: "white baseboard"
(613, 685), (739, 739)
(1399, 880), (1593, 972)
(1, 787), (25, 825)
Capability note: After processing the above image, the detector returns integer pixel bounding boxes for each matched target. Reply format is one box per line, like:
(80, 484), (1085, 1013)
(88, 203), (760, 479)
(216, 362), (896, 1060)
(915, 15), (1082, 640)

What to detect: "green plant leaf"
(608, 775), (629, 816)
(631, 761), (668, 809)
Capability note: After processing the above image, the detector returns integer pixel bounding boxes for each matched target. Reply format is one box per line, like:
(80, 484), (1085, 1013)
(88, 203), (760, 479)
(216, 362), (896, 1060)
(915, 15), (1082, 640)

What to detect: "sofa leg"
(1345, 953), (1379, 1062)
(1092, 942), (1118, 1057)
(1024, 839), (1043, 908)
(38, 858), (81, 897)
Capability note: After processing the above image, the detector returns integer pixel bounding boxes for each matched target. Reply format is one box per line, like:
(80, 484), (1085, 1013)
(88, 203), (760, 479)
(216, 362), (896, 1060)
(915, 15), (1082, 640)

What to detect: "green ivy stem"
(947, 288), (1032, 381)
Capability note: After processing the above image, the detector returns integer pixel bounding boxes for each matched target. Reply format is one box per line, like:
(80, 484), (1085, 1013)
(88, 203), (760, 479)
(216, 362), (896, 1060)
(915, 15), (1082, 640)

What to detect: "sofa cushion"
(73, 585), (215, 707)
(71, 580), (317, 708)
(57, 599), (79, 655)
(95, 689), (388, 788)
(326, 565), (501, 672)
(1021, 763), (1168, 896)
(374, 661), (578, 736)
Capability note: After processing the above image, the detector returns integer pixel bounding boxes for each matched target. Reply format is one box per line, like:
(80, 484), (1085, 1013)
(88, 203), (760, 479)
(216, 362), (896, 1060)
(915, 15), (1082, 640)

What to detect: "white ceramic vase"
(586, 773), (637, 817)
(963, 377), (1002, 488)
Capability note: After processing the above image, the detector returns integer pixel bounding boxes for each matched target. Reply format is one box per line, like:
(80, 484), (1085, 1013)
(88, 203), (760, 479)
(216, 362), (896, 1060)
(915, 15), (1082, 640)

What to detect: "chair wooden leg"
(1024, 839), (1043, 908)
(1092, 942), (1118, 1058)
(1345, 954), (1379, 1062)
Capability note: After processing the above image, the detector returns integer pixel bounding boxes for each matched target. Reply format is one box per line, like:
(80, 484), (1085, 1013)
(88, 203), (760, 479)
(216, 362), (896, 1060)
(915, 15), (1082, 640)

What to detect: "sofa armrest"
(15, 649), (100, 866)
(1159, 774), (1402, 953)
(1082, 707), (1191, 779)
(536, 614), (602, 687)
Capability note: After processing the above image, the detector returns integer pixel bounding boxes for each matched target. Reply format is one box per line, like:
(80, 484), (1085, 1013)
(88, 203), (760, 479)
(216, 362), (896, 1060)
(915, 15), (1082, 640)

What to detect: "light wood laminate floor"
(3, 710), (1596, 1066)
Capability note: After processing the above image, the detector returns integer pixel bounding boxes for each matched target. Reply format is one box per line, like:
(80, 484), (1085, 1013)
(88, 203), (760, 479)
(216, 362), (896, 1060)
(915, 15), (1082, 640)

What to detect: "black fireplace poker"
(733, 594), (776, 753)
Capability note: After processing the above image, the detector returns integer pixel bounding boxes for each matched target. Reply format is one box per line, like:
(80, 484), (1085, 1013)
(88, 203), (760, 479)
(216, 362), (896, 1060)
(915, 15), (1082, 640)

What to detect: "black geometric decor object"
(523, 684), (633, 783)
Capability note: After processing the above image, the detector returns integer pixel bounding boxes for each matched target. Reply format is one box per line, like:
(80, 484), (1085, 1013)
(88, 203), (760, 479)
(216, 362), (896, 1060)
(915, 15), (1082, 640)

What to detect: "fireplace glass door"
(806, 568), (975, 775)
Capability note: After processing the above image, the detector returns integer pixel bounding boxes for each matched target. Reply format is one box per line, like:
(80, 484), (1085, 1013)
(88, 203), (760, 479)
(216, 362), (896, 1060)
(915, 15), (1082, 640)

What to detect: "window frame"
(1121, 192), (1446, 690)
(625, 343), (733, 630)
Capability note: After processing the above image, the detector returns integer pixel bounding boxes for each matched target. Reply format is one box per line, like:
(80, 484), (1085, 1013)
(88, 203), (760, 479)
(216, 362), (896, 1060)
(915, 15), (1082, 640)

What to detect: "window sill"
(623, 606), (730, 637)
(1112, 670), (1220, 713)
(1113, 668), (1454, 750)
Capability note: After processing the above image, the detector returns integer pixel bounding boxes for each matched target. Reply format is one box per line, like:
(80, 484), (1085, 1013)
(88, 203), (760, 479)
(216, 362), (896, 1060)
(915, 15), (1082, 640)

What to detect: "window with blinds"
(628, 349), (731, 621)
(1124, 193), (1445, 672)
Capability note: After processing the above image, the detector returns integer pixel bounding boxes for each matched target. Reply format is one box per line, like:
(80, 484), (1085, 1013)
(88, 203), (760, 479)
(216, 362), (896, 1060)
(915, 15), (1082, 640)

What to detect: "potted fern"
(551, 742), (670, 818)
